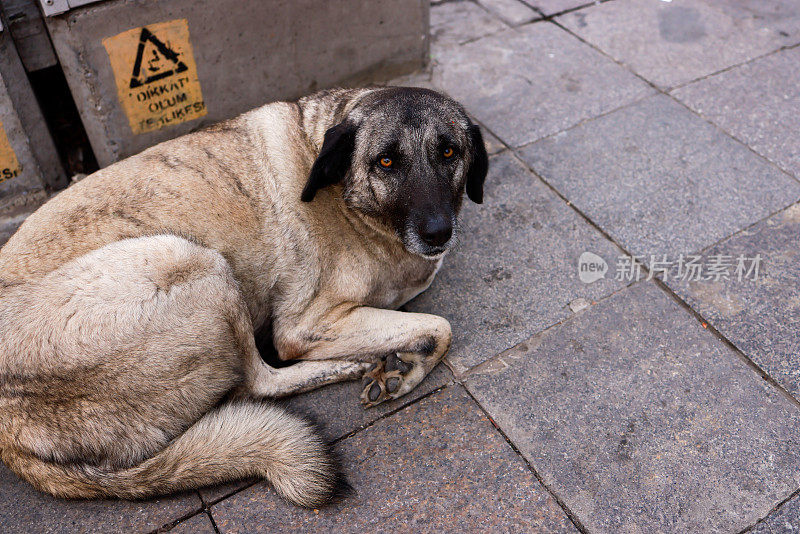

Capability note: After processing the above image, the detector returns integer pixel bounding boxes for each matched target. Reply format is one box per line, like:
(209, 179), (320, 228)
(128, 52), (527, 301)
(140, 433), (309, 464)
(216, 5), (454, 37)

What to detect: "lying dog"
(0, 86), (487, 507)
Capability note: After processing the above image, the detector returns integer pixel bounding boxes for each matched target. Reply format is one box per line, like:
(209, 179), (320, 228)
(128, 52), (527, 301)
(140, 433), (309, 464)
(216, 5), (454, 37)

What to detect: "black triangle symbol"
(129, 27), (188, 89)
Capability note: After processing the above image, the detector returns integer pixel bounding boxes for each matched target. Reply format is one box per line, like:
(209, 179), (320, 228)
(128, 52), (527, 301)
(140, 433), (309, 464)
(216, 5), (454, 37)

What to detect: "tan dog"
(0, 86), (488, 507)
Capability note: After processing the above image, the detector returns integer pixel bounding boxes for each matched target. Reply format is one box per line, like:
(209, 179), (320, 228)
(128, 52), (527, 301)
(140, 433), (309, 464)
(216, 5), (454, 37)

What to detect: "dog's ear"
(301, 121), (358, 202)
(466, 124), (488, 204)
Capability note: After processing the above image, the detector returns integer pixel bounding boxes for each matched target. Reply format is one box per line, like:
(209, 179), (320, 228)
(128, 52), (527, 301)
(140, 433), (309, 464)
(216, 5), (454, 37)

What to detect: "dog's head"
(301, 87), (488, 259)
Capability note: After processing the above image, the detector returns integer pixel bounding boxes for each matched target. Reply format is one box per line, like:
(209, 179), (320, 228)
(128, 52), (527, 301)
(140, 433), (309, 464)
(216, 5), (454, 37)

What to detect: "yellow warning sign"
(0, 120), (22, 185)
(103, 19), (207, 135)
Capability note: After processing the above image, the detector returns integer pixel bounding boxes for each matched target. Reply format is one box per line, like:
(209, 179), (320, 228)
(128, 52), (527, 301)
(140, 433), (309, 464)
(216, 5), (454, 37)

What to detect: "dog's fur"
(0, 87), (488, 507)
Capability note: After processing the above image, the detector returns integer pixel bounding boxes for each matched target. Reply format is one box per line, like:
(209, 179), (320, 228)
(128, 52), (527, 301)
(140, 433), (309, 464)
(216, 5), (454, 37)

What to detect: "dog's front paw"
(360, 353), (419, 407)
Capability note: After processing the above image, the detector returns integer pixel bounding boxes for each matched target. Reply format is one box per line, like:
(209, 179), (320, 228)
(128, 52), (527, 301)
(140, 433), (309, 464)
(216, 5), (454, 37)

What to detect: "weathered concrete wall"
(0, 25), (64, 211)
(45, 0), (430, 167)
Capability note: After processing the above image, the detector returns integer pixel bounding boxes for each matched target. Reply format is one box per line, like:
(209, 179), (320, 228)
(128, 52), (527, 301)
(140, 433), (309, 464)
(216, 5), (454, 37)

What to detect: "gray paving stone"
(199, 363), (452, 504)
(0, 210), (29, 247)
(476, 0), (540, 26)
(430, 22), (653, 147)
(431, 0), (507, 45)
(527, 0), (597, 16)
(672, 46), (800, 181)
(751, 491), (800, 534)
(0, 464), (202, 533)
(387, 68), (436, 91)
(465, 281), (800, 534)
(519, 94), (800, 261)
(169, 512), (217, 533)
(199, 479), (256, 509)
(479, 124), (507, 155)
(211, 386), (579, 533)
(406, 151), (626, 374)
(282, 361), (453, 442)
(558, 0), (800, 89)
(0, 190), (49, 247)
(667, 203), (800, 401)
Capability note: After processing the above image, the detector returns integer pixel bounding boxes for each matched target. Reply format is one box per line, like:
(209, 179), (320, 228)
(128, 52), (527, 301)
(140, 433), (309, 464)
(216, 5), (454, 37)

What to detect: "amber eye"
(379, 157), (393, 168)
(443, 147), (454, 158)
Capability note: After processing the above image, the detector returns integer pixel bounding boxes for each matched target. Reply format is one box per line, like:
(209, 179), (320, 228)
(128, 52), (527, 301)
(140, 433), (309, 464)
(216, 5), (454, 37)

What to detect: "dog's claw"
(360, 356), (412, 407)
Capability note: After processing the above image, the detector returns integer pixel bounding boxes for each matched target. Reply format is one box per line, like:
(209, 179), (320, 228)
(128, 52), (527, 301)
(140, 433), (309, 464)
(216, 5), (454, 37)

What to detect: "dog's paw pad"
(367, 382), (382, 402)
(360, 355), (416, 408)
(386, 353), (412, 374)
(360, 359), (387, 407)
(386, 377), (401, 393)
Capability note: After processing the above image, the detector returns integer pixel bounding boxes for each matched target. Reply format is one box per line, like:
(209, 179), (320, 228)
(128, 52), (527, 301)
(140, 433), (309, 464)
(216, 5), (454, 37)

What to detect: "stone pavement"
(2, 0), (800, 532)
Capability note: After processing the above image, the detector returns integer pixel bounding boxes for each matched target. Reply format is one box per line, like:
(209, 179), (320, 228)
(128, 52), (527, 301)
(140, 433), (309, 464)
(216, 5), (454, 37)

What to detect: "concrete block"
(44, 0), (430, 167)
(3, 0), (59, 71)
(0, 26), (65, 209)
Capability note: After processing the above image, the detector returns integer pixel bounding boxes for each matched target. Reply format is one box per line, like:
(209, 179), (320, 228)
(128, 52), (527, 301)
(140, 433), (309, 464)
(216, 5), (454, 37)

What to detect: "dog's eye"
(443, 147), (454, 158)
(379, 157), (393, 168)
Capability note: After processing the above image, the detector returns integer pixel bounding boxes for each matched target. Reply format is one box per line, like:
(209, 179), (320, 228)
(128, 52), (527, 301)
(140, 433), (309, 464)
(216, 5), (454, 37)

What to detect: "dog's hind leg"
(0, 234), (342, 505)
(237, 336), (371, 398)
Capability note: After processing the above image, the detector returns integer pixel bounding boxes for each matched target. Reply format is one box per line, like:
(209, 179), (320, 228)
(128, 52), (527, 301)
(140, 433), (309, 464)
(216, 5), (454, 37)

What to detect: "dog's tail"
(5, 400), (339, 508)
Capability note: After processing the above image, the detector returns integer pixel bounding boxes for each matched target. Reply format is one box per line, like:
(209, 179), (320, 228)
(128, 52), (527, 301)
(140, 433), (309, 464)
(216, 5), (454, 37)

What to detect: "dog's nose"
(418, 214), (452, 247)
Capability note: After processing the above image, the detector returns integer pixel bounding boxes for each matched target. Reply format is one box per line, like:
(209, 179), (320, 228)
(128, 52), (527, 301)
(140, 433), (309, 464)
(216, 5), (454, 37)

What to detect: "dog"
(0, 86), (488, 507)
